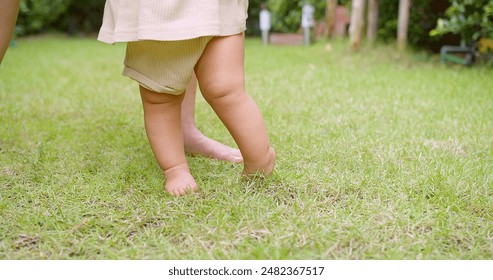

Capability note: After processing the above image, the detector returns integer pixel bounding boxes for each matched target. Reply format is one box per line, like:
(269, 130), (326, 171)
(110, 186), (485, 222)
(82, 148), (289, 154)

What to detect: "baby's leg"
(194, 34), (275, 176)
(139, 86), (197, 196)
(0, 0), (19, 64)
(181, 73), (243, 163)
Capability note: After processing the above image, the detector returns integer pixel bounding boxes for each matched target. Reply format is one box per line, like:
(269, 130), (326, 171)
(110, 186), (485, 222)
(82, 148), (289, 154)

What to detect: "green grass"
(0, 35), (492, 259)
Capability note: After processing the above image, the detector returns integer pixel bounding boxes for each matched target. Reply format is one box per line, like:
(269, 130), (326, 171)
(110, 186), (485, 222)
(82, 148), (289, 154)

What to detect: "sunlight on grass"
(0, 36), (492, 259)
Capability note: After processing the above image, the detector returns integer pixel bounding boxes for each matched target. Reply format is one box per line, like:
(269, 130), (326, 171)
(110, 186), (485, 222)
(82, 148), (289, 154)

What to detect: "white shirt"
(98, 0), (248, 43)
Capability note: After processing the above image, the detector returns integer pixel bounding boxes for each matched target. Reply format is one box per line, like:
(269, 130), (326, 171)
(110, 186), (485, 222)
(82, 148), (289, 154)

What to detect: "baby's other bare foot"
(184, 130), (243, 163)
(163, 163), (198, 196)
(242, 146), (276, 178)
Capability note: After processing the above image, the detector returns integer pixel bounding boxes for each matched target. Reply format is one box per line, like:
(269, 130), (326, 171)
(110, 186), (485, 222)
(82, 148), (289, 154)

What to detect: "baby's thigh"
(195, 34), (246, 97)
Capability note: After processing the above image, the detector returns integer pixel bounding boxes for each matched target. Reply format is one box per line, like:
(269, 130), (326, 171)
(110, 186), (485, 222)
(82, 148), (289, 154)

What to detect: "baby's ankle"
(164, 163), (198, 196)
(242, 146), (276, 177)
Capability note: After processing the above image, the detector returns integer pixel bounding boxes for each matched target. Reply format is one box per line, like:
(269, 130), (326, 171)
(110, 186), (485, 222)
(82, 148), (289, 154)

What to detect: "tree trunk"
(367, 0), (378, 46)
(397, 0), (411, 52)
(349, 0), (366, 51)
(325, 0), (337, 38)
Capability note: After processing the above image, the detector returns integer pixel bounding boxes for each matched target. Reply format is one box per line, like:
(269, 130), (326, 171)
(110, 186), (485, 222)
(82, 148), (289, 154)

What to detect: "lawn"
(0, 35), (492, 259)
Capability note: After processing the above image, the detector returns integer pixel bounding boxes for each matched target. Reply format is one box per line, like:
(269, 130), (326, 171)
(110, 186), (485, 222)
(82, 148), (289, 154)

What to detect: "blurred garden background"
(12, 0), (493, 58)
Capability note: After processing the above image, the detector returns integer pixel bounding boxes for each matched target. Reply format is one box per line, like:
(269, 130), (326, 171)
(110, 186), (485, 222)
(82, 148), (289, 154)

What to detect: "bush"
(16, 0), (72, 35)
(16, 0), (104, 36)
(430, 0), (493, 44)
(54, 0), (106, 35)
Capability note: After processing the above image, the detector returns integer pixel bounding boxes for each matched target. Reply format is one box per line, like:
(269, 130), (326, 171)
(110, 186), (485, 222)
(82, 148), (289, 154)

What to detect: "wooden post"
(349, 0), (366, 51)
(367, 0), (379, 46)
(325, 0), (337, 38)
(397, 0), (411, 52)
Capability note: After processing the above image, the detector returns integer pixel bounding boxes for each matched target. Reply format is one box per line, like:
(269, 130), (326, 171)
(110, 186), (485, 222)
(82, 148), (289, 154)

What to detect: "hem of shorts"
(97, 26), (246, 44)
(122, 66), (184, 95)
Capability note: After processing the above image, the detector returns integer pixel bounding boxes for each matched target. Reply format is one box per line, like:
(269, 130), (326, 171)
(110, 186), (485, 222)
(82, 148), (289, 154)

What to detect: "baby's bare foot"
(163, 163), (198, 196)
(184, 131), (243, 163)
(242, 146), (276, 178)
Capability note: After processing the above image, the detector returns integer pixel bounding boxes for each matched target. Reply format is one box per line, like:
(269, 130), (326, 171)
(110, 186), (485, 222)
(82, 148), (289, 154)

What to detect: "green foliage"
(430, 0), (493, 43)
(56, 0), (106, 35)
(16, 0), (105, 36)
(246, 0), (263, 35)
(268, 0), (303, 33)
(16, 0), (72, 35)
(270, 0), (326, 33)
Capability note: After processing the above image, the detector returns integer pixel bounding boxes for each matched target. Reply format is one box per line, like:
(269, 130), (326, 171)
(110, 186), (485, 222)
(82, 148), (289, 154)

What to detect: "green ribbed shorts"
(123, 37), (212, 95)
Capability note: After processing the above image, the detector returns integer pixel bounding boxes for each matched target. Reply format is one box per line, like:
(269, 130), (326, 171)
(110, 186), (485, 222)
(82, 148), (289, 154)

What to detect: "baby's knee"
(200, 80), (245, 104)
